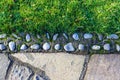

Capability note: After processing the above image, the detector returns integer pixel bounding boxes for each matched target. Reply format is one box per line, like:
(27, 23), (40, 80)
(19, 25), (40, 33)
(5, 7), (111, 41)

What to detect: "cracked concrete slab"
(0, 54), (10, 80)
(11, 53), (85, 80)
(84, 54), (120, 80)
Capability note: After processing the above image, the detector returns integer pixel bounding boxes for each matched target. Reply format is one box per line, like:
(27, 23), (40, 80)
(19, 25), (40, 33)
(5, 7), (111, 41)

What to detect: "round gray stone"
(53, 34), (58, 41)
(84, 33), (93, 39)
(0, 44), (6, 51)
(78, 44), (85, 51)
(72, 33), (79, 40)
(64, 43), (75, 52)
(107, 34), (119, 39)
(103, 43), (110, 51)
(9, 41), (16, 51)
(0, 34), (6, 39)
(20, 44), (28, 50)
(43, 42), (50, 51)
(30, 44), (40, 50)
(92, 45), (101, 50)
(26, 34), (31, 42)
(54, 44), (60, 50)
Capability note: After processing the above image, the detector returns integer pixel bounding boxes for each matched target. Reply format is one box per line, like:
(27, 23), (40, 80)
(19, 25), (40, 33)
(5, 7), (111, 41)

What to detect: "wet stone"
(107, 34), (119, 39)
(0, 43), (6, 51)
(26, 34), (31, 42)
(72, 33), (79, 40)
(84, 33), (93, 39)
(103, 43), (110, 51)
(20, 44), (28, 51)
(30, 44), (40, 50)
(92, 45), (101, 50)
(0, 34), (6, 39)
(7, 63), (33, 80)
(64, 43), (75, 52)
(9, 41), (16, 51)
(43, 42), (50, 51)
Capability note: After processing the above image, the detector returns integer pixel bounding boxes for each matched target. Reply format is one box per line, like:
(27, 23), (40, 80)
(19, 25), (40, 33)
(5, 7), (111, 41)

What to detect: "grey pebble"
(72, 33), (79, 40)
(9, 41), (16, 51)
(43, 42), (50, 51)
(64, 43), (75, 52)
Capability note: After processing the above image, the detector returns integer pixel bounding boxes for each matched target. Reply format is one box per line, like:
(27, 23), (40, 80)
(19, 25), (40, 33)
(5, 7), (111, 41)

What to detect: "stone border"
(0, 33), (120, 54)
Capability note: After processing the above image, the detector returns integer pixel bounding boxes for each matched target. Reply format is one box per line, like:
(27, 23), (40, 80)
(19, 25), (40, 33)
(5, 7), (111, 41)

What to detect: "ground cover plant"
(0, 0), (120, 35)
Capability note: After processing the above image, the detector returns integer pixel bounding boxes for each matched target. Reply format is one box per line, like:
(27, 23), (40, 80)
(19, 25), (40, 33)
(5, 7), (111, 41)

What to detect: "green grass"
(0, 0), (120, 35)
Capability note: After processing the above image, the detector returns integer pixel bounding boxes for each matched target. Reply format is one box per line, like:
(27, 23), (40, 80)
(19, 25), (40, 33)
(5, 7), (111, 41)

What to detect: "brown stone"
(84, 54), (120, 80)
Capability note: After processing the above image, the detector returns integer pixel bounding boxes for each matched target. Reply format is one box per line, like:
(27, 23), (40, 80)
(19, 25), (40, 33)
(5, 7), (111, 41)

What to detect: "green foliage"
(0, 0), (120, 35)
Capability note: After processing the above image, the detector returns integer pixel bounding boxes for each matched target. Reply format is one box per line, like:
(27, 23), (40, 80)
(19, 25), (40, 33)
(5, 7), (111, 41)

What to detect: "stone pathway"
(0, 53), (120, 80)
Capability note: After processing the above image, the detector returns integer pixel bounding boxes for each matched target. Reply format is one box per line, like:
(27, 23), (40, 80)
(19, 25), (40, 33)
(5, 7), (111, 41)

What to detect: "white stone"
(0, 34), (6, 39)
(78, 44), (85, 51)
(9, 41), (16, 51)
(12, 33), (21, 39)
(54, 44), (60, 50)
(107, 34), (119, 39)
(84, 33), (93, 39)
(11, 53), (85, 80)
(26, 34), (31, 42)
(20, 44), (28, 50)
(0, 44), (6, 51)
(43, 42), (50, 50)
(92, 45), (101, 50)
(30, 44), (40, 50)
(72, 33), (79, 40)
(103, 43), (110, 51)
(64, 43), (75, 52)
(116, 44), (120, 52)
(63, 33), (68, 39)
(53, 34), (58, 41)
